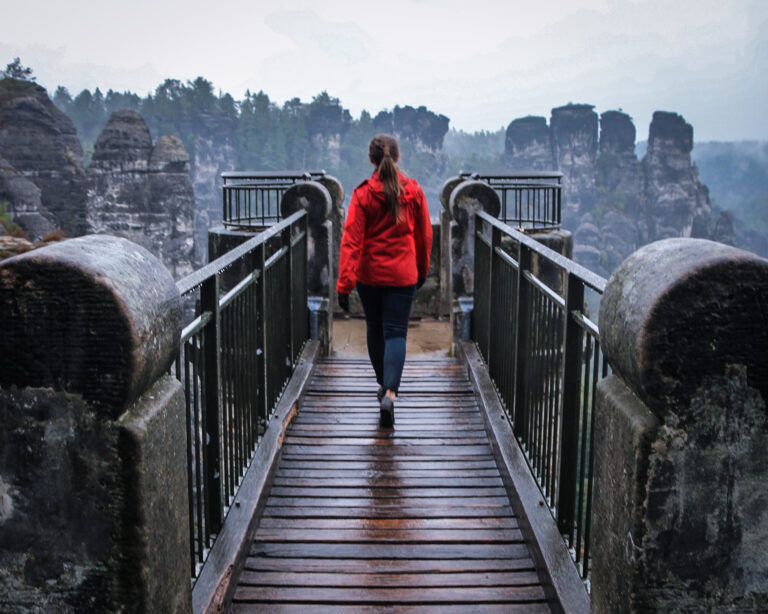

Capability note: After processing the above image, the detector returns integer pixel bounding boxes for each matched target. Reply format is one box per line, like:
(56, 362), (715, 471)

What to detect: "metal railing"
(174, 210), (309, 578)
(472, 209), (607, 581)
(222, 170), (326, 228)
(460, 171), (562, 229)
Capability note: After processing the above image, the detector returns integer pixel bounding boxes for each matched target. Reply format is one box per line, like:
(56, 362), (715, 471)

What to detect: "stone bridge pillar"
(280, 180), (335, 355)
(593, 238), (768, 612)
(0, 236), (191, 613)
(442, 178), (500, 349)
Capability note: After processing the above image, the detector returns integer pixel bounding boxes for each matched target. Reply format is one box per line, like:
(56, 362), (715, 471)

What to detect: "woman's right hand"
(338, 293), (350, 312)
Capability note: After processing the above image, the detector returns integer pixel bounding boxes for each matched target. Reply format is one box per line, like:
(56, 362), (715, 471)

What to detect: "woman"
(336, 133), (433, 428)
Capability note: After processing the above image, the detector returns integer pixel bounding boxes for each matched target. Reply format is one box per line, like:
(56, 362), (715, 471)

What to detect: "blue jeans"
(356, 282), (416, 394)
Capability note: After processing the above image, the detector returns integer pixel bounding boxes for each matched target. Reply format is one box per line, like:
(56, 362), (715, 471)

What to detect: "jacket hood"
(368, 170), (413, 199)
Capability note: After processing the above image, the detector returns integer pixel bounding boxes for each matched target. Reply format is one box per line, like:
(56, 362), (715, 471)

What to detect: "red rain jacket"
(337, 171), (433, 294)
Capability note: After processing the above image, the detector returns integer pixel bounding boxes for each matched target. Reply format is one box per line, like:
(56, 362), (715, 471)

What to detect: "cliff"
(0, 82), (198, 278)
(505, 105), (725, 276)
(0, 79), (89, 235)
(86, 110), (197, 278)
(0, 156), (55, 240)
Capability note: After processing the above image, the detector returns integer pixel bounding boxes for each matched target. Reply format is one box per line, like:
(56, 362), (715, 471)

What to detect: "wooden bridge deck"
(230, 357), (555, 613)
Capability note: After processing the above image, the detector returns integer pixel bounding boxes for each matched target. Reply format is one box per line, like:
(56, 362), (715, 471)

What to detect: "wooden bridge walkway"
(229, 356), (555, 613)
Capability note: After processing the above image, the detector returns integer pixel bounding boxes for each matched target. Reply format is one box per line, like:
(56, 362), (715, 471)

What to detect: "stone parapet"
(592, 238), (768, 613)
(0, 235), (191, 613)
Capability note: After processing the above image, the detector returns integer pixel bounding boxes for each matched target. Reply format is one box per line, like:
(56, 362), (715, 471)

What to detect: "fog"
(1, 0), (766, 140)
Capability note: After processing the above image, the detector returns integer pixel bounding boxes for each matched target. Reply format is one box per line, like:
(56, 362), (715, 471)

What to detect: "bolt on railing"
(458, 171), (562, 229)
(473, 209), (607, 581)
(174, 210), (309, 579)
(222, 170), (327, 228)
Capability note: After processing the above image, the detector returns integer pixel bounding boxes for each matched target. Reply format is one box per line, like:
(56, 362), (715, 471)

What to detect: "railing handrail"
(460, 170), (563, 181)
(177, 210), (306, 296)
(477, 210), (606, 293)
(222, 170), (325, 182)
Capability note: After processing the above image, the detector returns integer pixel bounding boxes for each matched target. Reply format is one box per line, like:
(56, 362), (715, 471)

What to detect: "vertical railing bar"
(513, 240), (531, 437)
(575, 335), (594, 561)
(182, 345), (195, 573)
(193, 335), (204, 558)
(487, 225), (499, 372)
(221, 299), (229, 499)
(259, 242), (268, 424)
(544, 297), (556, 501)
(582, 339), (607, 579)
(200, 275), (223, 536)
(557, 273), (585, 538)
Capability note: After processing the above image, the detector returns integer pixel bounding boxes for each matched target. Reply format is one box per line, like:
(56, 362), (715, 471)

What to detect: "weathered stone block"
(0, 235), (181, 417)
(593, 237), (768, 612)
(527, 228), (573, 295)
(0, 377), (192, 614)
(117, 376), (192, 614)
(0, 387), (120, 613)
(281, 181), (333, 297)
(599, 238), (768, 410)
(449, 180), (500, 299)
(592, 375), (660, 614)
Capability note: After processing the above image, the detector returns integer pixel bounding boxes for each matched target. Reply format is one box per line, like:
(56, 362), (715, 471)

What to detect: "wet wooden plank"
(286, 429), (490, 439)
(271, 477), (504, 488)
(277, 459), (499, 470)
(253, 528), (523, 543)
(242, 557), (535, 574)
(284, 437), (490, 446)
(280, 445), (494, 457)
(231, 604), (551, 614)
(257, 517), (518, 530)
(237, 570), (540, 587)
(250, 542), (532, 560)
(263, 506), (514, 519)
(267, 487), (508, 498)
(277, 466), (499, 480)
(291, 416), (485, 425)
(233, 585), (547, 603)
(265, 495), (511, 506)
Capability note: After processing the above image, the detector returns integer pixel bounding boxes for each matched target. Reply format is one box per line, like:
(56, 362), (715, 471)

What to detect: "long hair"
(369, 133), (404, 221)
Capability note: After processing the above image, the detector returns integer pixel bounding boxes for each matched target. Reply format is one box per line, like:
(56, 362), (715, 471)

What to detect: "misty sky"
(2, 0), (766, 141)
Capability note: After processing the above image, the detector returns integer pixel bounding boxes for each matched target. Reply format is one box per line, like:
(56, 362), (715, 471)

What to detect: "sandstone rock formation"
(86, 110), (197, 278)
(505, 116), (552, 171)
(0, 79), (88, 235)
(0, 157), (55, 240)
(505, 105), (723, 277)
(551, 104), (599, 223)
(188, 126), (236, 264)
(642, 111), (711, 241)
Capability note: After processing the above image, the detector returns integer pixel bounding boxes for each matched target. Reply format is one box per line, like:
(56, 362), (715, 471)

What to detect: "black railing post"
(513, 242), (533, 434)
(200, 273), (223, 533)
(486, 223), (500, 376)
(557, 273), (585, 539)
(257, 242), (267, 424)
(284, 224), (295, 364)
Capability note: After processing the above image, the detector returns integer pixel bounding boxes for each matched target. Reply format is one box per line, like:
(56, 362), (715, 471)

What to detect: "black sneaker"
(377, 386), (384, 402)
(379, 396), (395, 428)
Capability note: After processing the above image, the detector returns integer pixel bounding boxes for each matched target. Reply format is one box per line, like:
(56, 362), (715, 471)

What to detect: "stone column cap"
(0, 235), (181, 417)
(280, 181), (332, 225)
(312, 174), (344, 209)
(599, 237), (768, 413)
(449, 180), (501, 221)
